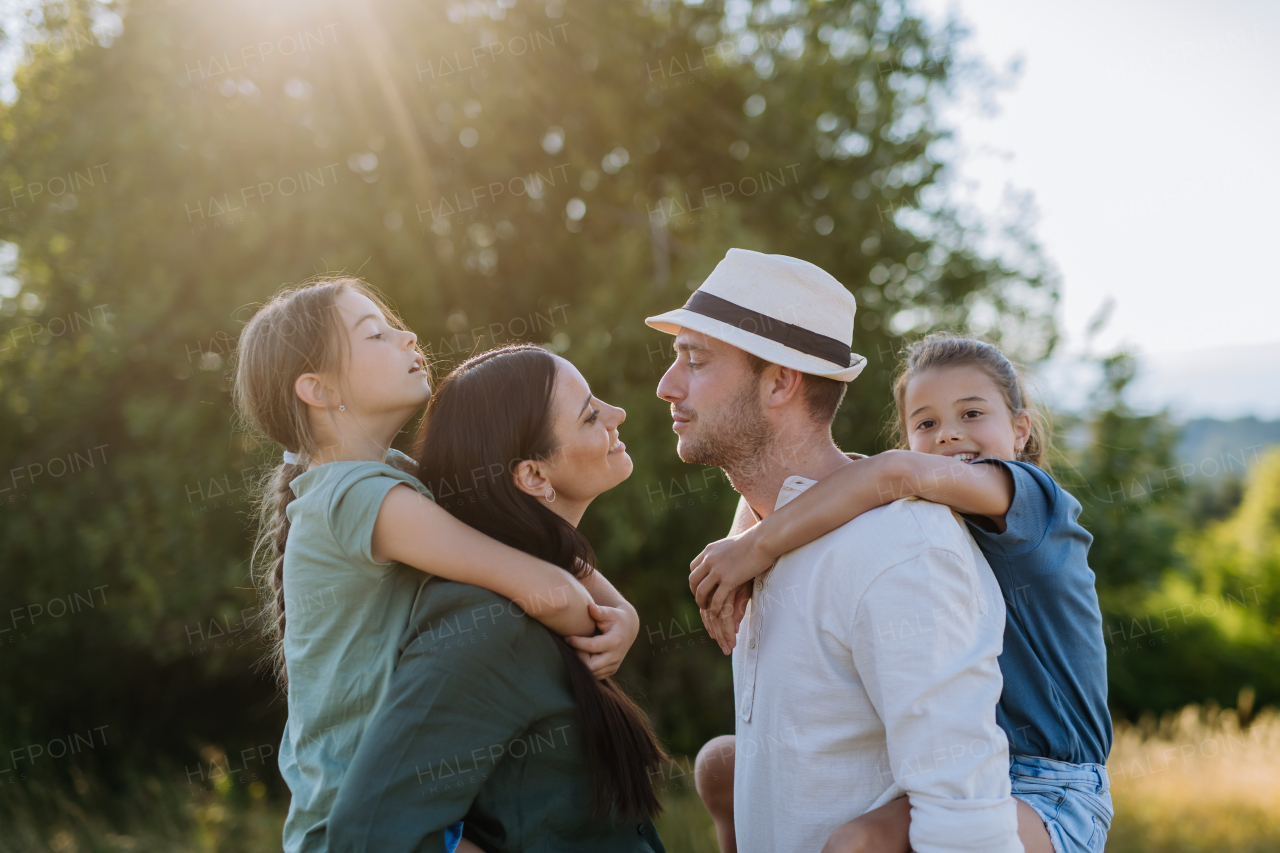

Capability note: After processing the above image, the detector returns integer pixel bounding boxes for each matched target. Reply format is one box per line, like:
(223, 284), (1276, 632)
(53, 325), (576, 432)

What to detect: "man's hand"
(689, 527), (776, 639)
(565, 602), (638, 679)
(701, 582), (752, 654)
(820, 796), (913, 853)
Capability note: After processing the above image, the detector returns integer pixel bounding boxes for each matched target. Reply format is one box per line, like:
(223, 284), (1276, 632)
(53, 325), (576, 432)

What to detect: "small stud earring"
(339, 404), (345, 412)
(544, 486), (556, 502)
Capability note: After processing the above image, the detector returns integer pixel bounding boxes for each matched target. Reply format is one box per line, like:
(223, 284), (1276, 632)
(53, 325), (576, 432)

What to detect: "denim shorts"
(1010, 754), (1113, 853)
(444, 820), (464, 852)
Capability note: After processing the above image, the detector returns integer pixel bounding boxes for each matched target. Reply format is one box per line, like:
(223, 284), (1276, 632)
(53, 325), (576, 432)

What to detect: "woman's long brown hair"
(414, 344), (667, 821)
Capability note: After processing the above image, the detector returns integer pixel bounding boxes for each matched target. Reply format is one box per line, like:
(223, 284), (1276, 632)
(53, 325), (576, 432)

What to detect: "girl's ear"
(511, 459), (551, 499)
(1012, 409), (1033, 455)
(295, 373), (336, 411)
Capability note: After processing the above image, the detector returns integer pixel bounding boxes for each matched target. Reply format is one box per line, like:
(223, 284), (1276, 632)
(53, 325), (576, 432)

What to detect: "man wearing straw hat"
(647, 249), (1021, 853)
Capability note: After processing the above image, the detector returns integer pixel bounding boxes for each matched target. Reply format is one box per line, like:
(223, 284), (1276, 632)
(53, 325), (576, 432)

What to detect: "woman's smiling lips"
(607, 437), (625, 455)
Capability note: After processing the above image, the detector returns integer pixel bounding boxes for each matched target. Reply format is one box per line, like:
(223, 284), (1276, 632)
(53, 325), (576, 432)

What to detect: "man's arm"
(328, 582), (556, 853)
(849, 544), (1021, 853)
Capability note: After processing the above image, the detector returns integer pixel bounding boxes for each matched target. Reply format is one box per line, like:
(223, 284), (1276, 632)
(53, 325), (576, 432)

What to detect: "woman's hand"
(689, 527), (776, 633)
(565, 602), (639, 679)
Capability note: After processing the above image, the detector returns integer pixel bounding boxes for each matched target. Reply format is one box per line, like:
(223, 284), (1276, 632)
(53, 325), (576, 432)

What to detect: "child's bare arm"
(372, 486), (595, 636)
(691, 451), (1014, 643)
(564, 568), (640, 679)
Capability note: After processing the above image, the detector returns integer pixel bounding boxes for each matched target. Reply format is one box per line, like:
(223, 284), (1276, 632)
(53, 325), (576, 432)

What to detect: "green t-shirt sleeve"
(327, 464), (434, 565)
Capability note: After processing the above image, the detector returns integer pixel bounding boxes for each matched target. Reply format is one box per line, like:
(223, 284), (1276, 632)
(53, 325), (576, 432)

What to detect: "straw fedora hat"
(645, 248), (866, 382)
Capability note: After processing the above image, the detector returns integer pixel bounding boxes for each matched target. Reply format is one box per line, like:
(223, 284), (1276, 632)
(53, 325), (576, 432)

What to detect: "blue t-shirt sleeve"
(327, 464), (434, 565)
(967, 459), (1056, 559)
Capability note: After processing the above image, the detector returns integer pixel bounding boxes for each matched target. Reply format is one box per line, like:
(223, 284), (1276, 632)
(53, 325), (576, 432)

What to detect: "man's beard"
(677, 377), (775, 485)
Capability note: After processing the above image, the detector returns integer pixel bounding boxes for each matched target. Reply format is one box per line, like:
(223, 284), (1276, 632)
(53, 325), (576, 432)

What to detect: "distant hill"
(1176, 417), (1280, 474)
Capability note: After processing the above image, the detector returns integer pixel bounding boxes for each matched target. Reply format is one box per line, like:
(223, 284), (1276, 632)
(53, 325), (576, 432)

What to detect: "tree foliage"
(2, 0), (1055, 764)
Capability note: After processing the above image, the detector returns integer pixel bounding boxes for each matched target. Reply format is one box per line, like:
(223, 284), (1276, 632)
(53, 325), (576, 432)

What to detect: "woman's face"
(539, 356), (632, 513)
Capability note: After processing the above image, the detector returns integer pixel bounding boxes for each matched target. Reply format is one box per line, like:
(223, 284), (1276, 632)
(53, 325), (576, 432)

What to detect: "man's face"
(655, 329), (773, 469)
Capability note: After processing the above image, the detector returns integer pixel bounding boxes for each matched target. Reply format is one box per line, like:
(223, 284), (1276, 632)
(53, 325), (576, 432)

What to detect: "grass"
(652, 705), (1280, 853)
(3, 706), (1278, 852)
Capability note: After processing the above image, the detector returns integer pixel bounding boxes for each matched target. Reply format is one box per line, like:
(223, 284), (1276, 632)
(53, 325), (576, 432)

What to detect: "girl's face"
(540, 356), (632, 509)
(901, 364), (1031, 463)
(332, 289), (431, 418)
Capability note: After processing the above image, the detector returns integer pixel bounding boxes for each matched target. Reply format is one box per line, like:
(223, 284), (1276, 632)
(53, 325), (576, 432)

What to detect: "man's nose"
(657, 361), (683, 403)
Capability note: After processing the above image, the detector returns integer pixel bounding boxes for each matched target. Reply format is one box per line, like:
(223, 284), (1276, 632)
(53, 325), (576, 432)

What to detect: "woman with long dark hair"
(328, 344), (668, 852)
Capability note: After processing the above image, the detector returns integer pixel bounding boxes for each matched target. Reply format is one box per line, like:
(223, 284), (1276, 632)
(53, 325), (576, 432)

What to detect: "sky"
(913, 0), (1280, 419)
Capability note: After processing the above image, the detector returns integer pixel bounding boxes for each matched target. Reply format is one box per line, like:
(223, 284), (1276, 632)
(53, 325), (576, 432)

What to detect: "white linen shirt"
(731, 476), (1022, 853)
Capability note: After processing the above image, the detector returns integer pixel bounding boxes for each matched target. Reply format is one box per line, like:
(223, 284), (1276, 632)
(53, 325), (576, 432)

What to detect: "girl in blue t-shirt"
(688, 333), (1112, 853)
(234, 277), (639, 853)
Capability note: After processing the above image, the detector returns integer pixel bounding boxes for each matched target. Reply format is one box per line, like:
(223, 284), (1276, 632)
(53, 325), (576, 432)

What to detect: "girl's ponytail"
(254, 459), (303, 681)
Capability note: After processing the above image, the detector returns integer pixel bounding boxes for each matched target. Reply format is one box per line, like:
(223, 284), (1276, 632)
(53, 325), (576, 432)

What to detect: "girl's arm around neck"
(690, 450), (1013, 647)
(755, 449), (1015, 559)
(371, 485), (596, 636)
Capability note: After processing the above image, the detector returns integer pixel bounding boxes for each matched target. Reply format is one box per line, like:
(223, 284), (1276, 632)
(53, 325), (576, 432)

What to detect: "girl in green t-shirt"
(233, 277), (638, 853)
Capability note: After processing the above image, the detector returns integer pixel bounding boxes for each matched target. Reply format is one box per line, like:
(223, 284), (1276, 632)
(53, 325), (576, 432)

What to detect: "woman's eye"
(368, 332), (384, 340)
(585, 409), (599, 425)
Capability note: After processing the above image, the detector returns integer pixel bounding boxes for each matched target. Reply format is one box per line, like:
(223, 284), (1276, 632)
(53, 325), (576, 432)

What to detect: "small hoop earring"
(544, 486), (556, 503)
(339, 404), (345, 412)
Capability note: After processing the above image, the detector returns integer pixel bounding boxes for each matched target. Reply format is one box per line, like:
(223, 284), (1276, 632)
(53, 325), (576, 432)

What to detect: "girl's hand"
(565, 602), (639, 679)
(689, 527), (776, 626)
(701, 582), (752, 654)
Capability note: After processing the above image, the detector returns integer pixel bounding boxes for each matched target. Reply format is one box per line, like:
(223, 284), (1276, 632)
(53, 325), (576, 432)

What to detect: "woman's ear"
(295, 373), (336, 411)
(511, 459), (551, 500)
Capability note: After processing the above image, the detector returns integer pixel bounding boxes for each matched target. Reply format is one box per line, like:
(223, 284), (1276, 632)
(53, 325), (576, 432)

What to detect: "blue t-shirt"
(963, 459), (1112, 765)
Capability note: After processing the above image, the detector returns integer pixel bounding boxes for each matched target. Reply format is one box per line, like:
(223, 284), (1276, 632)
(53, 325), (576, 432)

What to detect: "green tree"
(0, 0), (1053, 768)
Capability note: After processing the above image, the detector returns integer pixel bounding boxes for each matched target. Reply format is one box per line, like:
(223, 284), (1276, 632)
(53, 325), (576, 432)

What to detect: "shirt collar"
(743, 453), (866, 521)
(746, 474), (819, 523)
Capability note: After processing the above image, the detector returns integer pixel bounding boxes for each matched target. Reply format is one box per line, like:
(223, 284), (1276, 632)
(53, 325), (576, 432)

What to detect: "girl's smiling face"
(902, 364), (1031, 463)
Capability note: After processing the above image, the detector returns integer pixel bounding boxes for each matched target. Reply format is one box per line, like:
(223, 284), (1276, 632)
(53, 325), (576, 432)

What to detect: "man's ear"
(295, 373), (337, 410)
(511, 458), (552, 499)
(763, 364), (805, 410)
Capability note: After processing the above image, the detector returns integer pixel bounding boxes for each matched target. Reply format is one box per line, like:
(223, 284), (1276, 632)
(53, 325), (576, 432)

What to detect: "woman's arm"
(690, 450), (1014, 642)
(372, 486), (596, 637)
